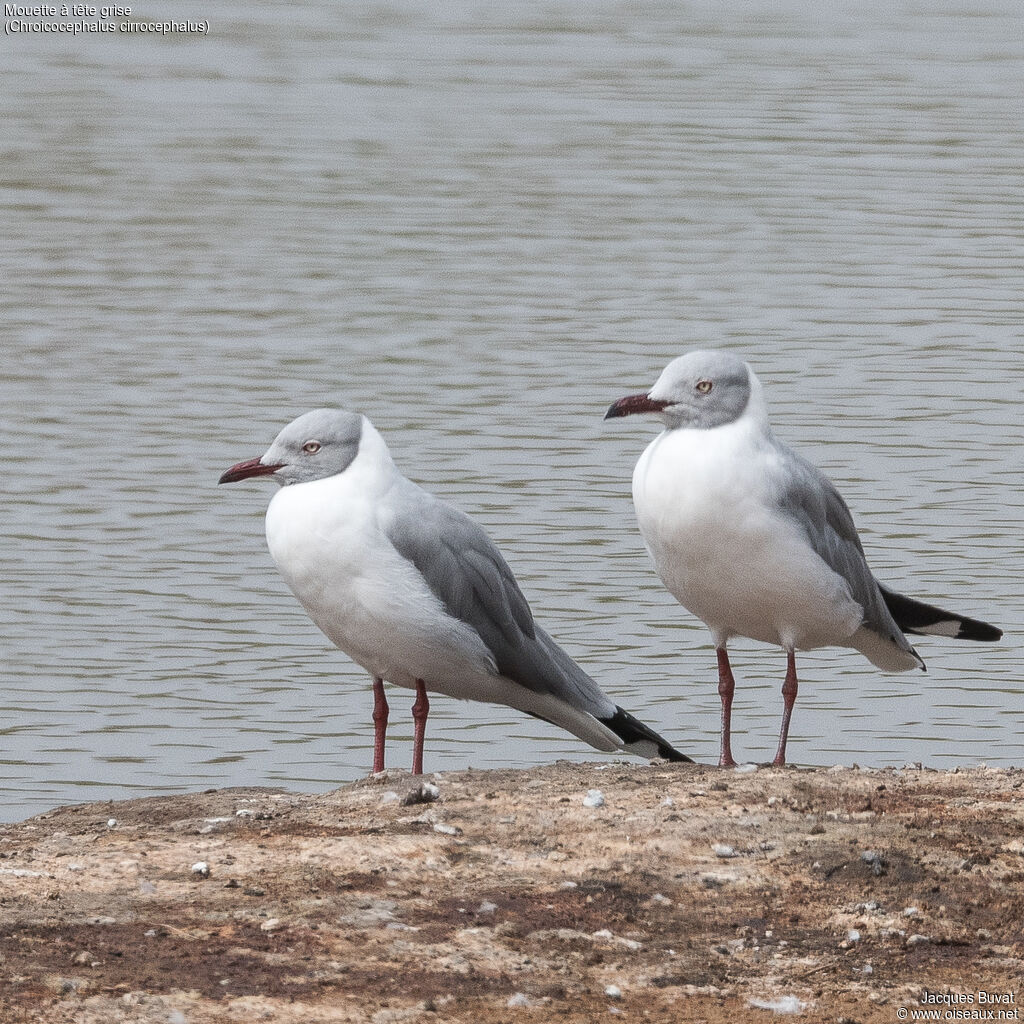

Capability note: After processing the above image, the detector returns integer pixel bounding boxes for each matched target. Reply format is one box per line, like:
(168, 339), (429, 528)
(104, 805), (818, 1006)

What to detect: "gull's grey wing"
(772, 442), (917, 656)
(382, 480), (615, 717)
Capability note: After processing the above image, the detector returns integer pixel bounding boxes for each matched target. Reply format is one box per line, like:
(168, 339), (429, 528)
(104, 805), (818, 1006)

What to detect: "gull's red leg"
(372, 676), (388, 774)
(411, 679), (429, 776)
(772, 649), (798, 767)
(716, 647), (738, 768)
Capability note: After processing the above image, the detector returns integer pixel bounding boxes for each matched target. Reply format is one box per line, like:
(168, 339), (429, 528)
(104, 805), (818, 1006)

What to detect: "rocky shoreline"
(1, 761), (1022, 1023)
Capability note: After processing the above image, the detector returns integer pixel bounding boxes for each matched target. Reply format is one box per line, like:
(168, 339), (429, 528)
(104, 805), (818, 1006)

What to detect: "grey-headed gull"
(605, 350), (1001, 767)
(220, 409), (692, 774)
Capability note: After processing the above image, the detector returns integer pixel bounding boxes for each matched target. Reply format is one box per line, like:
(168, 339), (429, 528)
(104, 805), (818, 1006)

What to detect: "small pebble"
(605, 985), (622, 999)
(661, 797), (675, 807)
(903, 906), (919, 917)
(582, 789), (605, 809)
(106, 818), (117, 828)
(191, 861), (210, 878)
(733, 762), (758, 774)
(712, 843), (738, 859)
(748, 995), (805, 1014)
(433, 822), (462, 836)
(860, 850), (885, 875)
(507, 992), (531, 1008)
(260, 918), (284, 932)
(401, 782), (440, 806)
(847, 929), (861, 943)
(906, 933), (930, 948)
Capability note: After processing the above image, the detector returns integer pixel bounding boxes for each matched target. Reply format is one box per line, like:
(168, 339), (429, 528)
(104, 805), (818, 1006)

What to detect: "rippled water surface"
(2, 0), (1021, 822)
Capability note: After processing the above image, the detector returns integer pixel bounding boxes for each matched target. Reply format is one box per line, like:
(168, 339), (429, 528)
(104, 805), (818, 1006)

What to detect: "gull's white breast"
(632, 419), (862, 650)
(264, 441), (495, 693)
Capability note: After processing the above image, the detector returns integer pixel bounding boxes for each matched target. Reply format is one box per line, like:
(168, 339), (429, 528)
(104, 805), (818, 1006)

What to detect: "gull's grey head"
(605, 350), (754, 430)
(219, 408), (365, 487)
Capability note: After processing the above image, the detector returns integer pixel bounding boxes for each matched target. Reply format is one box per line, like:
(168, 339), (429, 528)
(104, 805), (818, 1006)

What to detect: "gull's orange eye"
(302, 440), (322, 454)
(696, 379), (713, 394)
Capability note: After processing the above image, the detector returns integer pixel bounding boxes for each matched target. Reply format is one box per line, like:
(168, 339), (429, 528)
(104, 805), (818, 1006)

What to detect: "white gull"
(220, 408), (692, 774)
(605, 350), (1001, 767)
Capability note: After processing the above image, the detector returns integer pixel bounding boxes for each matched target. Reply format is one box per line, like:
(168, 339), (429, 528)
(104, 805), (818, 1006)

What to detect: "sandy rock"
(0, 763), (1020, 1024)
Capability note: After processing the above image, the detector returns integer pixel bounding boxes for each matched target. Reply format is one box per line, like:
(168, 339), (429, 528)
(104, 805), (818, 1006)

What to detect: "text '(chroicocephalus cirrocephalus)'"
(220, 408), (692, 775)
(605, 350), (1001, 768)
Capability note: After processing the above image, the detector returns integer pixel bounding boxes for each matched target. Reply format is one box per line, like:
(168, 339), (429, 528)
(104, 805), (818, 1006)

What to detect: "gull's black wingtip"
(879, 586), (1002, 644)
(957, 618), (1002, 642)
(604, 706), (694, 764)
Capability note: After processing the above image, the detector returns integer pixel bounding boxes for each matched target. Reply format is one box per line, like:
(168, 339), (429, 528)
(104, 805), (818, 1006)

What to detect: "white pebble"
(507, 992), (531, 1008)
(433, 822), (461, 836)
(605, 985), (623, 999)
(260, 918), (283, 932)
(847, 929), (861, 943)
(661, 797), (675, 807)
(903, 906), (920, 917)
(906, 933), (930, 948)
(190, 861), (210, 878)
(748, 995), (805, 1014)
(712, 843), (738, 858)
(106, 818), (117, 828)
(582, 789), (605, 808)
(733, 762), (758, 774)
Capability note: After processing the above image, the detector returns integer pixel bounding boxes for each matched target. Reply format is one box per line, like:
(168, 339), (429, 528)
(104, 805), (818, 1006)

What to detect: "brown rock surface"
(1, 762), (1022, 1023)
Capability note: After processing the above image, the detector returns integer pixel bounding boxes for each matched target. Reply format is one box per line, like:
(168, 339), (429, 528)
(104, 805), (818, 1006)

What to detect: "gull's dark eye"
(302, 440), (322, 454)
(696, 379), (713, 394)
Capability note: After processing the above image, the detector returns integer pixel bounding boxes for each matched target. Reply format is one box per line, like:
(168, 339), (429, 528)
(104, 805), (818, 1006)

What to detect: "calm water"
(2, 0), (1021, 823)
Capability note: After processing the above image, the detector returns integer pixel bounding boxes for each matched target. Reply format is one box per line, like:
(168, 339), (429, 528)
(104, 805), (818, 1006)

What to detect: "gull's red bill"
(218, 458), (285, 484)
(604, 394), (670, 420)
